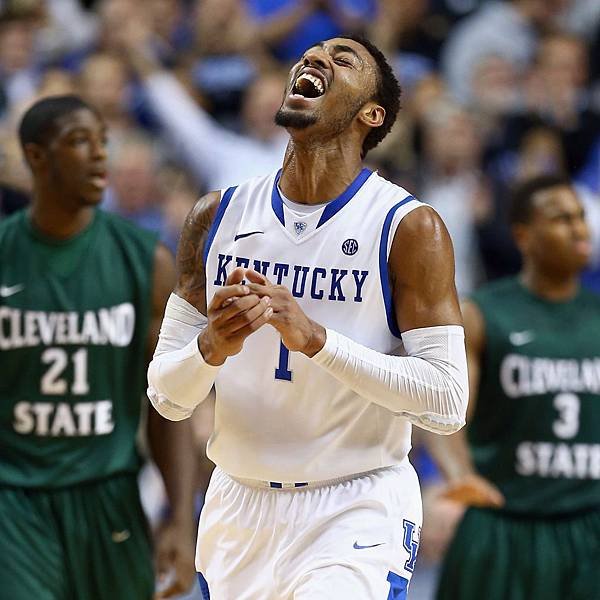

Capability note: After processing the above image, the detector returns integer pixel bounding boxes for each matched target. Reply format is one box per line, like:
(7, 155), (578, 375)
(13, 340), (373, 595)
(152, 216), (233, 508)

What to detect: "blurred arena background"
(1, 0), (599, 598)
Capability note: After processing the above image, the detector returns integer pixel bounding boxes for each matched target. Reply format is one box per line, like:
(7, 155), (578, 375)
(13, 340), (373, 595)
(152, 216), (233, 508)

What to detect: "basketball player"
(148, 37), (468, 599)
(0, 95), (196, 599)
(427, 175), (600, 600)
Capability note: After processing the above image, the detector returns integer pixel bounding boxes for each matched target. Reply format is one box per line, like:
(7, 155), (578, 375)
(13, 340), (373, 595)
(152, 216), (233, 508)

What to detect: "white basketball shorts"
(195, 460), (422, 599)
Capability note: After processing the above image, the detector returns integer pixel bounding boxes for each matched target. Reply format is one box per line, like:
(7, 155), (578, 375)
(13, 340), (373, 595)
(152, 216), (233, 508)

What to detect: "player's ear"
(358, 102), (385, 130)
(23, 143), (48, 170)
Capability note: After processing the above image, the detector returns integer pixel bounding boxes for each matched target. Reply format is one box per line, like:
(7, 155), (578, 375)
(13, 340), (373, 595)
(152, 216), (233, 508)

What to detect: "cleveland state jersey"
(204, 168), (426, 483)
(0, 209), (157, 488)
(469, 277), (600, 515)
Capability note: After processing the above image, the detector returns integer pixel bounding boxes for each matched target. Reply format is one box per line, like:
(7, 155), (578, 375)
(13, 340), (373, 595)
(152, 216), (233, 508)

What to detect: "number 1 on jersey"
(275, 341), (292, 381)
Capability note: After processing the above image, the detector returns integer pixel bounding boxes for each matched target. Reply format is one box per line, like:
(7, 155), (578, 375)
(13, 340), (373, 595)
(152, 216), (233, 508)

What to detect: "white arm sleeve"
(147, 293), (220, 421)
(312, 325), (468, 434)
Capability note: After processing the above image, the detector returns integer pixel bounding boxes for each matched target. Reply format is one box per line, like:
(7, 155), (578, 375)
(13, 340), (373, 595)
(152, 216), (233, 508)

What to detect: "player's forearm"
(147, 411), (196, 524)
(312, 326), (468, 434)
(423, 428), (477, 482)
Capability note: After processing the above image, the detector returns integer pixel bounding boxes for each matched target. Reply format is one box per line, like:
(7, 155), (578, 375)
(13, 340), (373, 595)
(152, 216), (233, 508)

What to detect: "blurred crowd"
(1, 0), (600, 290)
(1, 0), (599, 594)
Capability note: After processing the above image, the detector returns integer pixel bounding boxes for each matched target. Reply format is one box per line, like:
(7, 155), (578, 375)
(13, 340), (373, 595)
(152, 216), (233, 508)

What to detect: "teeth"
(294, 73), (324, 95)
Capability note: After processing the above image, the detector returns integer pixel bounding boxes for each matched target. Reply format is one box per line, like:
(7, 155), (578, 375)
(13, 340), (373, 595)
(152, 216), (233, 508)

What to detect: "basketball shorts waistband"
(228, 462), (408, 491)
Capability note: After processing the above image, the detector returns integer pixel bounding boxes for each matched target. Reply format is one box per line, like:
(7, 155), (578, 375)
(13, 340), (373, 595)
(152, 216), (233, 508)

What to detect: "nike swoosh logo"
(111, 529), (131, 543)
(234, 231), (264, 241)
(509, 331), (535, 346)
(353, 541), (385, 550)
(0, 284), (25, 298)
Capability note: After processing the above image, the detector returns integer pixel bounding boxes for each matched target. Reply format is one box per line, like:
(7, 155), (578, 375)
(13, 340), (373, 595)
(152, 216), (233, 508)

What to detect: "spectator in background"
(479, 126), (568, 281)
(469, 53), (522, 145)
(146, 0), (194, 57)
(157, 164), (201, 253)
(103, 134), (170, 244)
(78, 52), (137, 137)
(245, 0), (376, 62)
(121, 18), (288, 190)
(500, 31), (600, 176)
(79, 52), (136, 137)
(0, 6), (41, 115)
(417, 99), (490, 296)
(442, 0), (570, 105)
(366, 73), (447, 188)
(34, 0), (98, 61)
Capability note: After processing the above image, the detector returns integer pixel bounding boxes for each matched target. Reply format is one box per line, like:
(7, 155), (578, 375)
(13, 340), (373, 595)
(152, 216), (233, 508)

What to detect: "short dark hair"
(509, 174), (573, 225)
(339, 35), (401, 157)
(18, 95), (98, 150)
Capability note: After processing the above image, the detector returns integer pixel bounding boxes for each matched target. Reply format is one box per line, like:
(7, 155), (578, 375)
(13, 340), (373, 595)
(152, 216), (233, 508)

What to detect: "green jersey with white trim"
(469, 277), (600, 515)
(0, 209), (157, 488)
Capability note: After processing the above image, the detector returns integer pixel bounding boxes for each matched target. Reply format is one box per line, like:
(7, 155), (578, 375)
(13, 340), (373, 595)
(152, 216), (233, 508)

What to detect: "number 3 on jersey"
(275, 341), (292, 381)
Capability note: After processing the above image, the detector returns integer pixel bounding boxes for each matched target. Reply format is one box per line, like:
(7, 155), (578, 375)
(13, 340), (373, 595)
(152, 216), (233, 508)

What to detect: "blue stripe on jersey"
(316, 168), (372, 228)
(379, 196), (415, 339)
(271, 170), (285, 226)
(386, 571), (409, 599)
(202, 186), (238, 265)
(270, 168), (372, 227)
(197, 572), (210, 599)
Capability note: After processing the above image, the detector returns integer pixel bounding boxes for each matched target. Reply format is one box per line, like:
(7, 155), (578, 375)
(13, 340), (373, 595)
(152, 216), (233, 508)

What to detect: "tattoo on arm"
(174, 192), (220, 314)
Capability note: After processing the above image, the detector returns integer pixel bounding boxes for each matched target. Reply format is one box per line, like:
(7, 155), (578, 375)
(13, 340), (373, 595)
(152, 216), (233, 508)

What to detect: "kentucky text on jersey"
(500, 354), (600, 397)
(213, 253), (370, 302)
(0, 303), (135, 349)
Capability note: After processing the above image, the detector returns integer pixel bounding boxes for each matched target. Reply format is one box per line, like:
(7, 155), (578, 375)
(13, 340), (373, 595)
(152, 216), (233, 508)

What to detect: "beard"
(274, 106), (318, 129)
(274, 94), (366, 140)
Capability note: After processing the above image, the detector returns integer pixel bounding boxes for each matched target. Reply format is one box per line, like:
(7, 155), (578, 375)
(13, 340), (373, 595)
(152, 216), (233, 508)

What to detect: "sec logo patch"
(342, 239), (359, 255)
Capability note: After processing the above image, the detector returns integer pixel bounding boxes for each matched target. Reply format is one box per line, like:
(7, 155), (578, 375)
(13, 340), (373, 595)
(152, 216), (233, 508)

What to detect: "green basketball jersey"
(0, 209), (158, 488)
(469, 277), (600, 515)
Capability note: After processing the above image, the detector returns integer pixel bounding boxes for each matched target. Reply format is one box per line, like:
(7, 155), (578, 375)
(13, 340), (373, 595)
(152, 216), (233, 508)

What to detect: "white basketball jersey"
(204, 168), (424, 483)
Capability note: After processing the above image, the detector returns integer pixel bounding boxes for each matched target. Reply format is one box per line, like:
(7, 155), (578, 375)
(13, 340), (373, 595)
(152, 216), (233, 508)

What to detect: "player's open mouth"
(290, 69), (327, 100)
(88, 170), (108, 190)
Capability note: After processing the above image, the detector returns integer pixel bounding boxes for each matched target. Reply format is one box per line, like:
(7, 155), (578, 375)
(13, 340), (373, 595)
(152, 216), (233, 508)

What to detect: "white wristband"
(312, 325), (468, 434)
(147, 293), (220, 421)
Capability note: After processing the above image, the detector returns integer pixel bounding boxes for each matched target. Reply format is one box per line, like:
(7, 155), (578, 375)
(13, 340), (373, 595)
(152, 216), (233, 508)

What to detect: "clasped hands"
(199, 267), (326, 366)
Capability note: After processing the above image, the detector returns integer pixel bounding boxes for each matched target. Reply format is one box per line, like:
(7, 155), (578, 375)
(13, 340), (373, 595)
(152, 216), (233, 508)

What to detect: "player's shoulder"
(0, 209), (26, 244)
(369, 171), (418, 205)
(99, 209), (159, 248)
(202, 171), (278, 214)
(368, 171), (432, 223)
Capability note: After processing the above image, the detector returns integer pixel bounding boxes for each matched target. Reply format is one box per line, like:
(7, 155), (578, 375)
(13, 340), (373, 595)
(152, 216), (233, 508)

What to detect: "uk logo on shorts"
(402, 519), (420, 572)
(342, 239), (359, 255)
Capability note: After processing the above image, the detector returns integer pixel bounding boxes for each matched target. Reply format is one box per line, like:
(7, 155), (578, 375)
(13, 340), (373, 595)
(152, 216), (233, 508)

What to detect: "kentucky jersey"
(204, 169), (424, 482)
(0, 210), (157, 488)
(469, 277), (600, 515)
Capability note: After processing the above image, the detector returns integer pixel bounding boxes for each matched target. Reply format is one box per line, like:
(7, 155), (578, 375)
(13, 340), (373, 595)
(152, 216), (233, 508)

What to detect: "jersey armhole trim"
(202, 186), (238, 265)
(379, 195), (415, 339)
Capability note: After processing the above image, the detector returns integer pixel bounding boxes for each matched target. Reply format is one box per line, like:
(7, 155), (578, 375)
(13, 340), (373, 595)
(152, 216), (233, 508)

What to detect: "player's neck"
(520, 266), (580, 302)
(279, 139), (363, 205)
(29, 187), (95, 240)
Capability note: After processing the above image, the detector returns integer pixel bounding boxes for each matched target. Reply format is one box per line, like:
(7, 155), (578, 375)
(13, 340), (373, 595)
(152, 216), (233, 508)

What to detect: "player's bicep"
(174, 190), (221, 314)
(390, 206), (462, 332)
